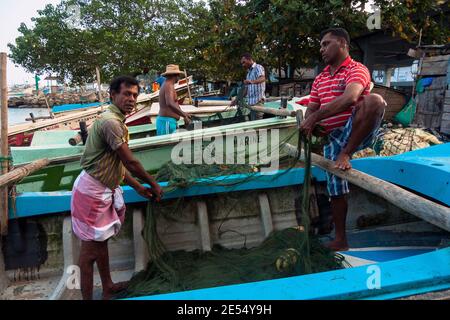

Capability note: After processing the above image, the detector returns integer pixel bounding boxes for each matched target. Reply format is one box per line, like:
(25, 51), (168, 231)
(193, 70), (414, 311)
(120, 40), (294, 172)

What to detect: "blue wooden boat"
(51, 102), (103, 114)
(1, 144), (449, 300)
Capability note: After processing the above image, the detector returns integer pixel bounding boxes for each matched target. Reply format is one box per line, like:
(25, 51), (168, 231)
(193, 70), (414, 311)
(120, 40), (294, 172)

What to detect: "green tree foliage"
(8, 0), (449, 84)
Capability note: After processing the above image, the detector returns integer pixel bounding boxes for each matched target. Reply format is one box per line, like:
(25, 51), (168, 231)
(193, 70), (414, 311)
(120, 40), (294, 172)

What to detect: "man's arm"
(244, 65), (266, 85)
(245, 75), (265, 85)
(305, 102), (320, 119)
(164, 85), (189, 118)
(116, 143), (162, 201)
(311, 82), (364, 121)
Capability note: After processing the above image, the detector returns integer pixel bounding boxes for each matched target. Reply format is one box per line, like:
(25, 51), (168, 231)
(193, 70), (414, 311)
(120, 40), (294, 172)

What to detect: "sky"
(0, 0), (61, 86)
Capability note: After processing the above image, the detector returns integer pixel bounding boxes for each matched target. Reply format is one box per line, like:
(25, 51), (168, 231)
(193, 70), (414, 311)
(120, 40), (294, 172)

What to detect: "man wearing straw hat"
(157, 64), (192, 135)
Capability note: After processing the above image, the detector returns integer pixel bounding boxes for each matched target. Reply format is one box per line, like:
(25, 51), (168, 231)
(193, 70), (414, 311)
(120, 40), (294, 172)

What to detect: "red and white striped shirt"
(309, 56), (371, 134)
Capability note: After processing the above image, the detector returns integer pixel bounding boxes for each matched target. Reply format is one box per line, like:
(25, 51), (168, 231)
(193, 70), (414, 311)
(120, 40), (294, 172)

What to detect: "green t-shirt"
(80, 104), (129, 189)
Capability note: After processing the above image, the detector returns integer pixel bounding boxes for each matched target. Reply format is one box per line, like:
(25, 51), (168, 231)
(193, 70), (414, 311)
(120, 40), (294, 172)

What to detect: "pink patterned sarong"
(71, 170), (126, 242)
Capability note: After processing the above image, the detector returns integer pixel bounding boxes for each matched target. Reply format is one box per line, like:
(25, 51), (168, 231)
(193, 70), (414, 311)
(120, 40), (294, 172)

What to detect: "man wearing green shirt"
(71, 75), (163, 300)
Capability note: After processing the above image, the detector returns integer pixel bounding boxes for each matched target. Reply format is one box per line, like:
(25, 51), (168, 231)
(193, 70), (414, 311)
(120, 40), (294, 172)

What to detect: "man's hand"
(244, 80), (252, 85)
(230, 98), (237, 106)
(300, 113), (319, 137)
(136, 184), (163, 202)
(183, 113), (192, 125)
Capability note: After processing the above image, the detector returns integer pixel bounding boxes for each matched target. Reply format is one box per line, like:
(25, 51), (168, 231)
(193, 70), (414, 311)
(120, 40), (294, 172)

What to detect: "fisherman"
(71, 76), (163, 300)
(234, 53), (266, 120)
(300, 28), (386, 251)
(157, 64), (191, 135)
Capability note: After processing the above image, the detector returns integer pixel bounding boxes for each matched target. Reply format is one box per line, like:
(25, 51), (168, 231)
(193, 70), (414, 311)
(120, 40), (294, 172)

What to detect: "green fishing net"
(119, 134), (347, 299)
(122, 227), (344, 298)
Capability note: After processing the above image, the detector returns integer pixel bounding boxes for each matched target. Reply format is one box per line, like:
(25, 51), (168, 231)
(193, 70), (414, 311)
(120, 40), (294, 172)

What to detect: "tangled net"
(118, 131), (347, 299)
(353, 127), (443, 159)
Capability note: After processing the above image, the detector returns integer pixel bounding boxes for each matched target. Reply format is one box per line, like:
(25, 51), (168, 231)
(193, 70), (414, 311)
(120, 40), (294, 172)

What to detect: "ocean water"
(7, 108), (51, 125)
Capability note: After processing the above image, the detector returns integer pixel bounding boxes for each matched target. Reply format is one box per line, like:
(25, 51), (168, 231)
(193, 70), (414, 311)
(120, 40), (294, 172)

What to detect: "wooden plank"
(284, 143), (450, 232)
(422, 55), (450, 63)
(247, 104), (296, 117)
(197, 201), (212, 252)
(442, 112), (450, 121)
(415, 77), (447, 128)
(420, 60), (449, 76)
(444, 103), (450, 113)
(258, 193), (274, 238)
(415, 110), (441, 115)
(184, 70), (193, 105)
(0, 159), (49, 188)
(95, 65), (103, 103)
(440, 119), (450, 134)
(445, 95), (450, 104)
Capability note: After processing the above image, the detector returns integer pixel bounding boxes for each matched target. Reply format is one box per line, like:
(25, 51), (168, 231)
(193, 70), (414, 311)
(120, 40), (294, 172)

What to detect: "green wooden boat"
(29, 108), (241, 148)
(11, 117), (299, 193)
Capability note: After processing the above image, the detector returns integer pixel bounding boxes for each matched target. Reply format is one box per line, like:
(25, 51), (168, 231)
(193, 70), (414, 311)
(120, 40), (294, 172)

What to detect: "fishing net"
(119, 131), (348, 299)
(122, 228), (344, 298)
(352, 127), (443, 159)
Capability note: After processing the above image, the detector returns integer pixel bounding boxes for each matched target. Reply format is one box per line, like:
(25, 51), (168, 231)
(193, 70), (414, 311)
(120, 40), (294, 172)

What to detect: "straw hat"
(162, 64), (185, 76)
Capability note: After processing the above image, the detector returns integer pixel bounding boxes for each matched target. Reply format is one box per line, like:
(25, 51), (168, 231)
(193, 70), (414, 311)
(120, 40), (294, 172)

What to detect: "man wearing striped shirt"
(241, 53), (266, 120)
(300, 28), (386, 251)
(72, 76), (163, 299)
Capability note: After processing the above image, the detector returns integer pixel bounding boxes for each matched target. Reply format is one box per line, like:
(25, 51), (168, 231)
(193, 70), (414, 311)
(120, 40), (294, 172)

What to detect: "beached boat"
(7, 77), (195, 147)
(1, 144), (449, 300)
(125, 102), (238, 126)
(11, 117), (299, 192)
(50, 76), (195, 116)
(28, 108), (248, 148)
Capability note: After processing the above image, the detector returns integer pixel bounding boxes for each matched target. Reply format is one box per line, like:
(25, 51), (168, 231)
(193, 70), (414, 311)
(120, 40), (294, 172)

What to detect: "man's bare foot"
(334, 153), (352, 171)
(325, 240), (349, 251)
(102, 281), (129, 300)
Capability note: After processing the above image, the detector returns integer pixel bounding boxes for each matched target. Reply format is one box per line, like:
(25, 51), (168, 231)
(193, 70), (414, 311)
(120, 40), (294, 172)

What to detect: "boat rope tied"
(0, 155), (12, 171)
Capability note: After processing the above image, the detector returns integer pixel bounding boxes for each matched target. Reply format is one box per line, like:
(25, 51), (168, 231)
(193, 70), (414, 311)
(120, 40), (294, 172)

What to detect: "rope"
(297, 131), (313, 273)
(0, 156), (12, 172)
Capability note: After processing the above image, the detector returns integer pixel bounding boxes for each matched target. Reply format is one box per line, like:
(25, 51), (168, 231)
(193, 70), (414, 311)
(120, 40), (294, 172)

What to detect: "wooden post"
(96, 65), (103, 103)
(384, 68), (393, 88)
(184, 70), (192, 105)
(284, 143), (450, 232)
(43, 94), (53, 118)
(0, 53), (9, 235)
(0, 52), (9, 292)
(0, 243), (7, 292)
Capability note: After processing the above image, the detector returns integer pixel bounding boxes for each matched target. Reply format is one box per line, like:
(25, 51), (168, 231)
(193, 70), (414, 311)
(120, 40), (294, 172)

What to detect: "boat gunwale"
(12, 117), (298, 166)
